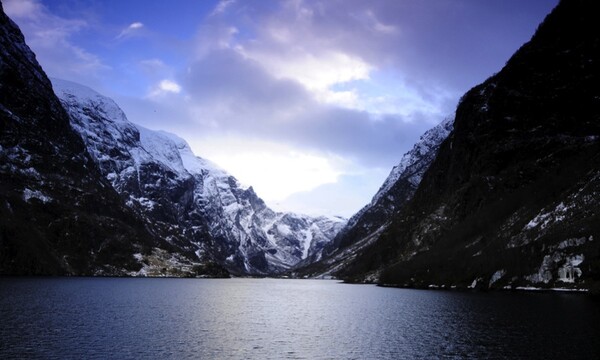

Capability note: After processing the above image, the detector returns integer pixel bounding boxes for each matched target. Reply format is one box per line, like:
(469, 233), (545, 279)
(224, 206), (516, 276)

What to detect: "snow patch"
(526, 255), (554, 284)
(135, 197), (157, 210)
(557, 237), (588, 249)
(276, 223), (291, 236)
(524, 202), (571, 231)
(301, 228), (313, 260)
(489, 269), (506, 287)
(526, 252), (584, 285)
(22, 188), (52, 203)
(557, 255), (584, 283)
(468, 279), (478, 289)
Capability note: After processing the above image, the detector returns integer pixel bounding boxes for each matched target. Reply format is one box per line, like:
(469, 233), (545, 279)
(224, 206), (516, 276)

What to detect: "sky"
(4, 0), (558, 218)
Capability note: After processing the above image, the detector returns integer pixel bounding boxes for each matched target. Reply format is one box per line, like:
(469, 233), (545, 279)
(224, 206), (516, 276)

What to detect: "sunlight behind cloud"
(159, 79), (181, 93)
(241, 48), (373, 103)
(186, 137), (342, 202)
(148, 79), (182, 98)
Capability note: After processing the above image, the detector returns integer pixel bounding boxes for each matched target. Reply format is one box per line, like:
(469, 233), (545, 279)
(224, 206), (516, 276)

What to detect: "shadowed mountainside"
(321, 0), (600, 291)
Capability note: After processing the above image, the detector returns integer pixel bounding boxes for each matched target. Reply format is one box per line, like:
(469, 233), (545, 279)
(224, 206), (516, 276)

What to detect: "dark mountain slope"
(338, 0), (600, 290)
(293, 118), (453, 278)
(0, 3), (163, 275)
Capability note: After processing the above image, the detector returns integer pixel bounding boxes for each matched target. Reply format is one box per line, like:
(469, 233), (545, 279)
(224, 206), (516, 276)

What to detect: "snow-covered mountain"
(53, 79), (345, 275)
(295, 118), (453, 278)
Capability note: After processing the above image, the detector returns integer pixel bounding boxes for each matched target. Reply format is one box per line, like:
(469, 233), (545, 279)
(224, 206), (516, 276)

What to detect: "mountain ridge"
(53, 78), (345, 276)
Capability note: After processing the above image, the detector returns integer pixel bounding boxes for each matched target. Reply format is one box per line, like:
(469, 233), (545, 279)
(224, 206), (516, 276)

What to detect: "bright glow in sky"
(4, 0), (558, 217)
(186, 136), (344, 202)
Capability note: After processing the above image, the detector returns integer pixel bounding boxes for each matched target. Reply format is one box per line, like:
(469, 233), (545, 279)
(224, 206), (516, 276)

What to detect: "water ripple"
(1, 278), (599, 359)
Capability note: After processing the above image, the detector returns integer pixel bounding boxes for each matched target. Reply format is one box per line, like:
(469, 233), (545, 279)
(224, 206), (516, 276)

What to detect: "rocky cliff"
(0, 3), (161, 275)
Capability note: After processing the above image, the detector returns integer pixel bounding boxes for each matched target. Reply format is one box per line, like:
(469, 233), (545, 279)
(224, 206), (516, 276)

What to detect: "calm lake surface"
(1, 278), (599, 359)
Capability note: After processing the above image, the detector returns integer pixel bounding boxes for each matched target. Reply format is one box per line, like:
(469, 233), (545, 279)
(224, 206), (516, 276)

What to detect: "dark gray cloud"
(372, 0), (559, 91)
(239, 0), (559, 93)
(182, 49), (308, 111)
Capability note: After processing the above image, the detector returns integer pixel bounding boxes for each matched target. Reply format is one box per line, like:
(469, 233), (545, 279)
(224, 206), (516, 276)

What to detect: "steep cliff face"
(53, 79), (345, 275)
(338, 0), (600, 290)
(294, 119), (453, 277)
(331, 118), (452, 252)
(0, 4), (159, 275)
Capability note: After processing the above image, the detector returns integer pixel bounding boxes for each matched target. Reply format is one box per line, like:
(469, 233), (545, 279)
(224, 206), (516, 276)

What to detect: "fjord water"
(1, 278), (598, 359)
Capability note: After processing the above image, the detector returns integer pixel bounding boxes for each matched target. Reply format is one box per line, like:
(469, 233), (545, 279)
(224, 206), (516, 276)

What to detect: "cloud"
(180, 0), (453, 162)
(183, 49), (308, 111)
(147, 79), (182, 98)
(360, 9), (397, 34)
(4, 0), (109, 87)
(210, 0), (236, 17)
(138, 58), (171, 77)
(176, 48), (434, 168)
(116, 21), (144, 39)
(3, 0), (40, 19)
(174, 0), (554, 171)
(158, 79), (181, 93)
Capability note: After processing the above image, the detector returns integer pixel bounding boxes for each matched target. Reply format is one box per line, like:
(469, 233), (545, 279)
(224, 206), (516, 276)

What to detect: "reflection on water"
(1, 277), (599, 359)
